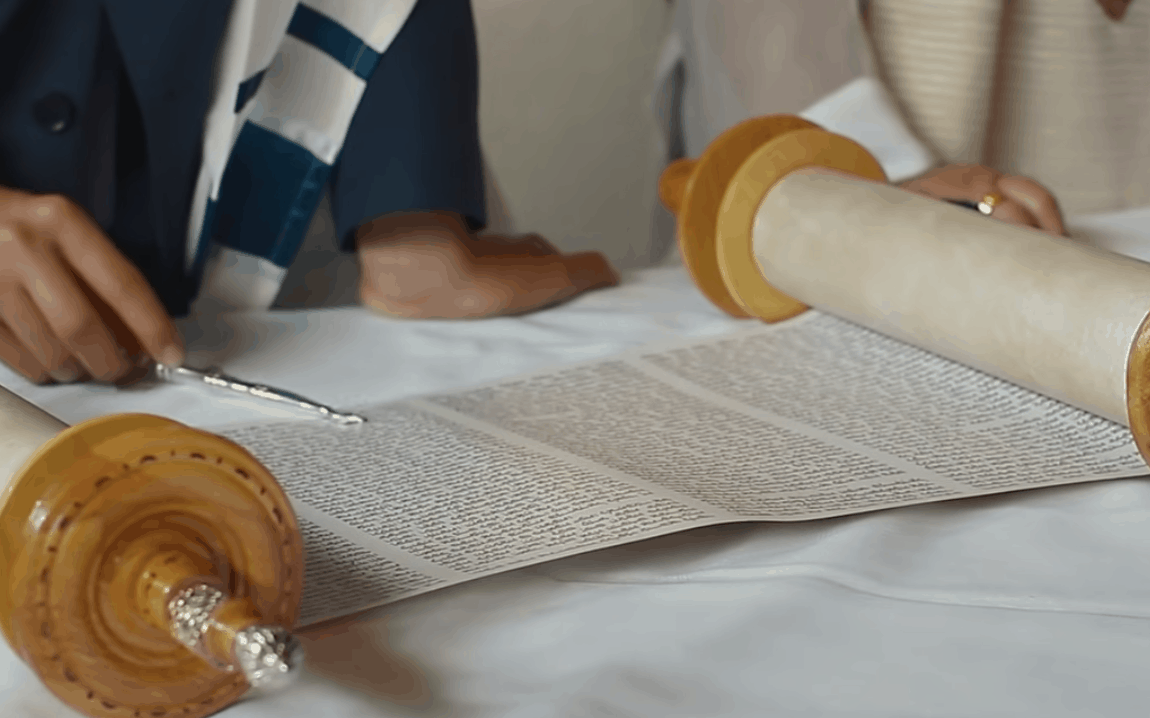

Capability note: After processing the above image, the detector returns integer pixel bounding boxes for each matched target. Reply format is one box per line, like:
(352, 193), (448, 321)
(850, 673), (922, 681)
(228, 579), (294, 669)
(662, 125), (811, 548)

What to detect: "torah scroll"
(662, 116), (1150, 466)
(752, 171), (1150, 429)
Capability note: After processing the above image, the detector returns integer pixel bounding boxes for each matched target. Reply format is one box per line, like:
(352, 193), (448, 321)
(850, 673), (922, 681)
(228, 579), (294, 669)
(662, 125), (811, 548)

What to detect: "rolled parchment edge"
(672, 114), (822, 319)
(1126, 311), (1150, 466)
(714, 127), (888, 322)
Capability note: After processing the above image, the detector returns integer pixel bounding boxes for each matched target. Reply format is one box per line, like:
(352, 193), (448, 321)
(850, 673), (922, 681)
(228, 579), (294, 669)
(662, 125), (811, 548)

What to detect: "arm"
(0, 3), (184, 384)
(331, 0), (617, 319)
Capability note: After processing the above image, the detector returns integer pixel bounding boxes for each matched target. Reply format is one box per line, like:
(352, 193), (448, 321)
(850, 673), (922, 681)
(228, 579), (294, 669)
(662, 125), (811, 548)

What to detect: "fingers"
(899, 164), (1062, 235)
(0, 191), (182, 383)
(468, 241), (618, 314)
(472, 233), (560, 257)
(981, 197), (1040, 230)
(361, 250), (617, 319)
(357, 235), (509, 319)
(0, 320), (51, 384)
(997, 175), (1066, 236)
(4, 237), (132, 381)
(563, 251), (620, 292)
(358, 225), (621, 320)
(901, 163), (1000, 203)
(470, 249), (619, 316)
(658, 158), (697, 215)
(21, 195), (184, 367)
(518, 234), (561, 257)
(0, 280), (84, 382)
(1095, 0), (1132, 21)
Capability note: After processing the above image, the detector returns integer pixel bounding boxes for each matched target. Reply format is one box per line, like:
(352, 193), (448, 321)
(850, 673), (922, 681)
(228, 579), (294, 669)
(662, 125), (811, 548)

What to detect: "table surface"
(4, 210), (1150, 717)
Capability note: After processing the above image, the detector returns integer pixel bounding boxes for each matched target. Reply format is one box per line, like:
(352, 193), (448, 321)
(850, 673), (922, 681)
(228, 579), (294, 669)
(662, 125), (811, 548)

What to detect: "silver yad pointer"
(152, 363), (367, 425)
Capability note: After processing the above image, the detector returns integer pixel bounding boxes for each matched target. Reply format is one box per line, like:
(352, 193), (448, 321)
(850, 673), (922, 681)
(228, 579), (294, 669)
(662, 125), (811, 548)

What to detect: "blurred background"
(474, 0), (672, 269)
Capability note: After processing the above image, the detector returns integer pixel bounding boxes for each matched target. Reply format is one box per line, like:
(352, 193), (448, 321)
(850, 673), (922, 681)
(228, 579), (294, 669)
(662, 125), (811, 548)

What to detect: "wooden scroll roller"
(659, 114), (1150, 468)
(0, 385), (304, 718)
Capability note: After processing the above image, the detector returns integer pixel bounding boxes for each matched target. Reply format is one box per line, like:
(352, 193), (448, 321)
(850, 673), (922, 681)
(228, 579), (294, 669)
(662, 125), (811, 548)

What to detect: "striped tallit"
(183, 0), (418, 313)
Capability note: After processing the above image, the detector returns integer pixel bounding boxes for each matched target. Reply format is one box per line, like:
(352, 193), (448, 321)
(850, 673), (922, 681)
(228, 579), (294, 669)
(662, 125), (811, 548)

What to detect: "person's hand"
(0, 186), (184, 384)
(899, 163), (1066, 236)
(355, 211), (619, 318)
(1096, 0), (1133, 21)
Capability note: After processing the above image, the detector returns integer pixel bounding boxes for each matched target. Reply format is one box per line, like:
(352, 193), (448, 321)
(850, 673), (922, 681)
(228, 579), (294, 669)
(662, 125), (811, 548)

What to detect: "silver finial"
(168, 584), (304, 693)
(234, 625), (305, 692)
(169, 583), (224, 649)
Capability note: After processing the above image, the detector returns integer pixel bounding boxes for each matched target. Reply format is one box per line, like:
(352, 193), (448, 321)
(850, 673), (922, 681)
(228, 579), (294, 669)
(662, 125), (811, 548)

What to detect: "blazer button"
(32, 93), (77, 134)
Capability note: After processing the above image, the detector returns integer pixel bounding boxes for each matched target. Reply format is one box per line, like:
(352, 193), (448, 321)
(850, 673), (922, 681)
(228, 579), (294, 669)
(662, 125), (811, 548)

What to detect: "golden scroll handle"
(659, 116), (886, 321)
(0, 394), (304, 718)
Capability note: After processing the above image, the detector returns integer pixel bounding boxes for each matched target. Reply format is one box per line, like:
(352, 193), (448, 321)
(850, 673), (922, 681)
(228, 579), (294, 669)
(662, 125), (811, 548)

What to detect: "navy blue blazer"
(0, 0), (487, 316)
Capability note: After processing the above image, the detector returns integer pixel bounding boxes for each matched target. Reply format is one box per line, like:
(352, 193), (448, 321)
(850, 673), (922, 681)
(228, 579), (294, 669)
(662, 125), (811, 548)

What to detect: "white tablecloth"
(4, 214), (1150, 716)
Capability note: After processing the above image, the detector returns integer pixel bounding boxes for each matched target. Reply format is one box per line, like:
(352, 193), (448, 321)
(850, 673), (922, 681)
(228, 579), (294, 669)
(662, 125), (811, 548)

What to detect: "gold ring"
(977, 193), (1002, 215)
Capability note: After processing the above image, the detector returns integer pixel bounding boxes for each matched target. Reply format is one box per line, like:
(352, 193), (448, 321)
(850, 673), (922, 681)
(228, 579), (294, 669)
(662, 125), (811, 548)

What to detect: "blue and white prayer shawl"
(184, 0), (418, 312)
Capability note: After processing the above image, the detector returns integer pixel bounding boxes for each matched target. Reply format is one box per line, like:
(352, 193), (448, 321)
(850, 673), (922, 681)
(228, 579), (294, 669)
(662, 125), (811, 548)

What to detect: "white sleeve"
(799, 76), (940, 184)
(661, 0), (940, 184)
